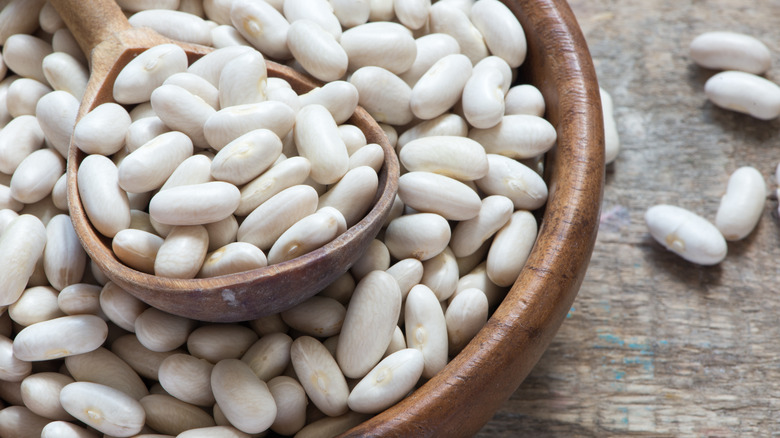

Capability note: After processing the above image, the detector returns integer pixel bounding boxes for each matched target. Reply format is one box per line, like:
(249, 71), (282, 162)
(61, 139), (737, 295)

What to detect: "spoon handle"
(49, 0), (132, 61)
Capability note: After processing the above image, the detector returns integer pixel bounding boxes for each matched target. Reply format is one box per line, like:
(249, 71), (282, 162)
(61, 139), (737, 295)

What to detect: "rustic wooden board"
(480, 0), (780, 435)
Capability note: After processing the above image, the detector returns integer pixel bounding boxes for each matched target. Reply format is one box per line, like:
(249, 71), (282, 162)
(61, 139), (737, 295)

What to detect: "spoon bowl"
(51, 0), (399, 322)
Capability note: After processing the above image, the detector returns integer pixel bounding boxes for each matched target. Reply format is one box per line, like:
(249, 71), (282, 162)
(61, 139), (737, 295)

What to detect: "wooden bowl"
(339, 0), (605, 435)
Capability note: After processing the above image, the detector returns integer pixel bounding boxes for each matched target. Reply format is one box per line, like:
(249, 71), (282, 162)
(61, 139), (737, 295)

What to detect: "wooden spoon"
(50, 0), (399, 322)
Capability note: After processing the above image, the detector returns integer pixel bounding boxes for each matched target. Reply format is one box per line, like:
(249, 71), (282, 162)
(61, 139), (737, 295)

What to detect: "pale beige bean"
(386, 258), (424, 300)
(112, 334), (182, 381)
(398, 171), (481, 221)
(135, 307), (198, 352)
(211, 24), (252, 48)
(399, 135), (487, 180)
(347, 348), (425, 414)
(64, 347), (149, 401)
(99, 281), (148, 332)
(405, 284), (447, 378)
(0, 185), (24, 212)
(287, 19), (347, 82)
(0, 0), (47, 44)
(293, 411), (370, 438)
(237, 184), (318, 249)
(140, 393), (216, 435)
(230, 0), (291, 59)
(0, 115), (45, 174)
(350, 239), (391, 280)
(461, 59), (511, 129)
(119, 131), (194, 193)
(59, 382), (145, 436)
(319, 271), (356, 304)
(35, 90), (79, 158)
(487, 210), (537, 287)
(161, 154), (213, 191)
(204, 100), (295, 150)
(398, 115), (468, 151)
(319, 165), (378, 227)
(267, 375), (307, 436)
(283, 0), (341, 38)
(219, 50), (268, 107)
(9, 148), (63, 203)
(331, 0), (370, 28)
(241, 332), (292, 381)
(400, 33), (461, 86)
(13, 315), (108, 361)
(0, 374), (24, 405)
(158, 354), (215, 407)
(384, 212), (450, 261)
(125, 117), (169, 153)
(470, 0), (526, 67)
(429, 2), (487, 64)
(112, 229), (165, 274)
(116, 0), (179, 12)
(0, 208), (19, 232)
(411, 53), (472, 120)
(715, 166), (766, 241)
(199, 242), (267, 278)
(600, 87), (620, 165)
(77, 154), (131, 238)
(187, 45), (256, 87)
(211, 358), (277, 434)
(348, 143), (384, 172)
(505, 84), (546, 117)
(341, 22), (415, 73)
(446, 287), (488, 354)
(268, 206), (346, 264)
(476, 154), (548, 210)
(394, 0), (430, 30)
(370, 0), (395, 21)
(129, 101), (156, 120)
(339, 124), (367, 155)
(150, 182), (239, 226)
(73, 103), (131, 155)
(280, 296), (346, 337)
(129, 10), (212, 46)
(41, 420), (99, 438)
(690, 31), (771, 75)
(237, 156), (311, 216)
(0, 214), (46, 306)
(9, 286), (63, 326)
(178, 426), (251, 438)
(204, 215), (238, 252)
(58, 283), (103, 316)
(114, 44), (188, 104)
(704, 70), (780, 120)
(290, 336), (349, 417)
(384, 325), (406, 357)
(298, 80), (359, 124)
(350, 66), (414, 125)
(52, 28), (86, 64)
(0, 405), (50, 438)
(337, 270), (402, 379)
(20, 194), (61, 226)
(450, 195), (514, 257)
(163, 72), (220, 110)
(421, 246), (459, 301)
(248, 314), (289, 337)
(294, 104), (349, 185)
(0, 335), (31, 381)
(42, 52), (88, 99)
(41, 213), (84, 291)
(187, 324), (258, 363)
(151, 84), (216, 148)
(50, 174), (68, 212)
(3, 34), (52, 84)
(154, 225), (209, 279)
(470, 114), (556, 159)
(6, 78), (51, 117)
(211, 129), (282, 185)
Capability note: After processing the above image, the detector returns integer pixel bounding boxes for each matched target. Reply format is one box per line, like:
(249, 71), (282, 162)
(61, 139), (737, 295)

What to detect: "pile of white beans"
(645, 31), (772, 266)
(0, 0), (561, 436)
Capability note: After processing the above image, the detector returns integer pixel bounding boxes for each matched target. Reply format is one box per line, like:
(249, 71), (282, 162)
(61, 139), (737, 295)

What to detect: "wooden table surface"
(479, 1), (780, 436)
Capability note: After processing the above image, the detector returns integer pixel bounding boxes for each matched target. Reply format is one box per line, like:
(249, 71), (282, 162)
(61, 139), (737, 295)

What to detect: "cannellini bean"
(7, 78), (51, 117)
(347, 348), (424, 414)
(99, 281), (148, 333)
(0, 0), (47, 44)
(469, 114), (557, 159)
(3, 34), (52, 84)
(13, 315), (108, 361)
(283, 0), (341, 38)
(119, 131), (194, 193)
(398, 171), (482, 221)
(51, 28), (86, 65)
(199, 241), (267, 277)
(230, 0), (291, 59)
(149, 181), (240, 226)
(188, 45), (256, 87)
(400, 33), (461, 86)
(350, 239), (391, 280)
(158, 354), (215, 406)
(429, 2), (488, 64)
(211, 24), (252, 48)
(77, 154), (131, 238)
(386, 258), (424, 300)
(203, 215), (237, 252)
(405, 284), (447, 378)
(0, 335), (32, 381)
(112, 229), (165, 274)
(187, 324), (258, 362)
(140, 393), (216, 435)
(319, 165), (378, 227)
(41, 52), (88, 99)
(64, 347), (149, 401)
(0, 185), (22, 211)
(411, 54), (472, 120)
(135, 307), (198, 352)
(319, 271), (356, 304)
(116, 0), (180, 13)
(339, 124), (367, 155)
(298, 81), (359, 125)
(114, 44), (188, 104)
(399, 135), (488, 180)
(384, 212), (451, 261)
(154, 225), (209, 279)
(350, 66), (414, 125)
(690, 31), (771, 75)
(645, 204), (728, 265)
(451, 195), (514, 258)
(10, 147), (64, 204)
(57, 283), (103, 317)
(178, 426), (252, 438)
(73, 103), (131, 155)
(600, 87), (620, 164)
(446, 287), (488, 353)
(0, 114), (45, 174)
(129, 9), (212, 46)
(331, 0), (370, 28)
(39, 1), (65, 33)
(341, 22), (416, 74)
(0, 214), (46, 306)
(41, 420), (99, 438)
(237, 183), (318, 249)
(369, 0), (395, 21)
(35, 90), (79, 158)
(151, 84), (216, 148)
(266, 375), (307, 435)
(487, 210), (537, 287)
(267, 206), (347, 264)
(21, 372), (75, 421)
(160, 154), (213, 191)
(476, 154), (548, 210)
(287, 19), (348, 82)
(203, 100), (295, 150)
(241, 332), (292, 381)
(461, 57), (512, 129)
(218, 50), (268, 107)
(9, 286), (62, 327)
(294, 104), (350, 185)
(469, 0), (526, 67)
(337, 270), (401, 379)
(505, 84), (546, 117)
(211, 129), (282, 185)
(421, 247), (459, 301)
(348, 143), (384, 172)
(290, 336), (349, 417)
(59, 381), (146, 436)
(294, 411), (370, 438)
(0, 208), (19, 232)
(398, 113), (468, 149)
(211, 359), (277, 434)
(42, 214), (86, 291)
(715, 166), (766, 241)
(0, 405), (50, 438)
(128, 101), (156, 120)
(704, 70), (780, 120)
(280, 296), (346, 338)
(112, 334), (182, 382)
(394, 0), (430, 30)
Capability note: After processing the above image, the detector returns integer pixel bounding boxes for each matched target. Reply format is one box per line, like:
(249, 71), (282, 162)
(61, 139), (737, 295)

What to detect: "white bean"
(218, 49), (268, 107)
(451, 195), (514, 258)
(63, 347), (149, 401)
(114, 44), (189, 104)
(20, 371), (74, 421)
(0, 114), (45, 174)
(400, 33), (461, 86)
(161, 154), (213, 191)
(0, 335), (32, 381)
(42, 214), (86, 291)
(35, 90), (79, 158)
(187, 324), (258, 363)
(10, 147), (64, 204)
(6, 78), (51, 117)
(13, 315), (108, 361)
(187, 45), (256, 87)
(398, 171), (482, 221)
(211, 24), (252, 48)
(51, 29), (86, 65)
(267, 375), (307, 436)
(690, 31), (771, 75)
(57, 283), (103, 317)
(211, 128), (282, 185)
(469, 0), (526, 67)
(350, 66), (414, 125)
(348, 143), (384, 172)
(645, 204), (728, 265)
(341, 22), (416, 74)
(77, 154), (131, 238)
(394, 0), (430, 30)
(237, 184), (318, 249)
(280, 296), (346, 337)
(704, 70), (780, 120)
(0, 405), (52, 438)
(429, 2), (488, 64)
(287, 19), (348, 82)
(462, 58), (512, 129)
(158, 354), (215, 407)
(476, 154), (548, 210)
(421, 246), (459, 301)
(347, 348), (424, 414)
(600, 87), (620, 164)
(112, 228), (165, 274)
(399, 135), (487, 180)
(134, 307), (197, 352)
(404, 284), (447, 378)
(298, 81), (359, 125)
(116, 0), (179, 12)
(470, 114), (557, 159)
(41, 420), (99, 438)
(230, 0), (291, 59)
(128, 9), (213, 46)
(290, 336), (349, 417)
(715, 166), (766, 241)
(154, 225), (210, 279)
(140, 393), (216, 435)
(2, 34), (52, 84)
(505, 84), (546, 117)
(59, 382), (146, 437)
(267, 206), (347, 264)
(151, 84), (216, 148)
(384, 212), (451, 261)
(350, 239), (391, 280)
(487, 210), (537, 287)
(0, 0), (47, 45)
(111, 334), (182, 382)
(199, 241), (267, 277)
(99, 281), (148, 333)
(331, 0), (370, 28)
(203, 100), (295, 150)
(318, 165), (378, 227)
(283, 0), (341, 39)
(211, 358), (277, 434)
(241, 332), (292, 381)
(293, 104), (350, 185)
(445, 287), (488, 353)
(149, 181), (240, 226)
(41, 52), (88, 99)
(73, 103), (131, 155)
(411, 53), (472, 120)
(0, 214), (46, 306)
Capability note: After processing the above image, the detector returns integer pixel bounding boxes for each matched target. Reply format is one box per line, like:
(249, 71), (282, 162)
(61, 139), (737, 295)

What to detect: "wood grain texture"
(479, 0), (780, 436)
